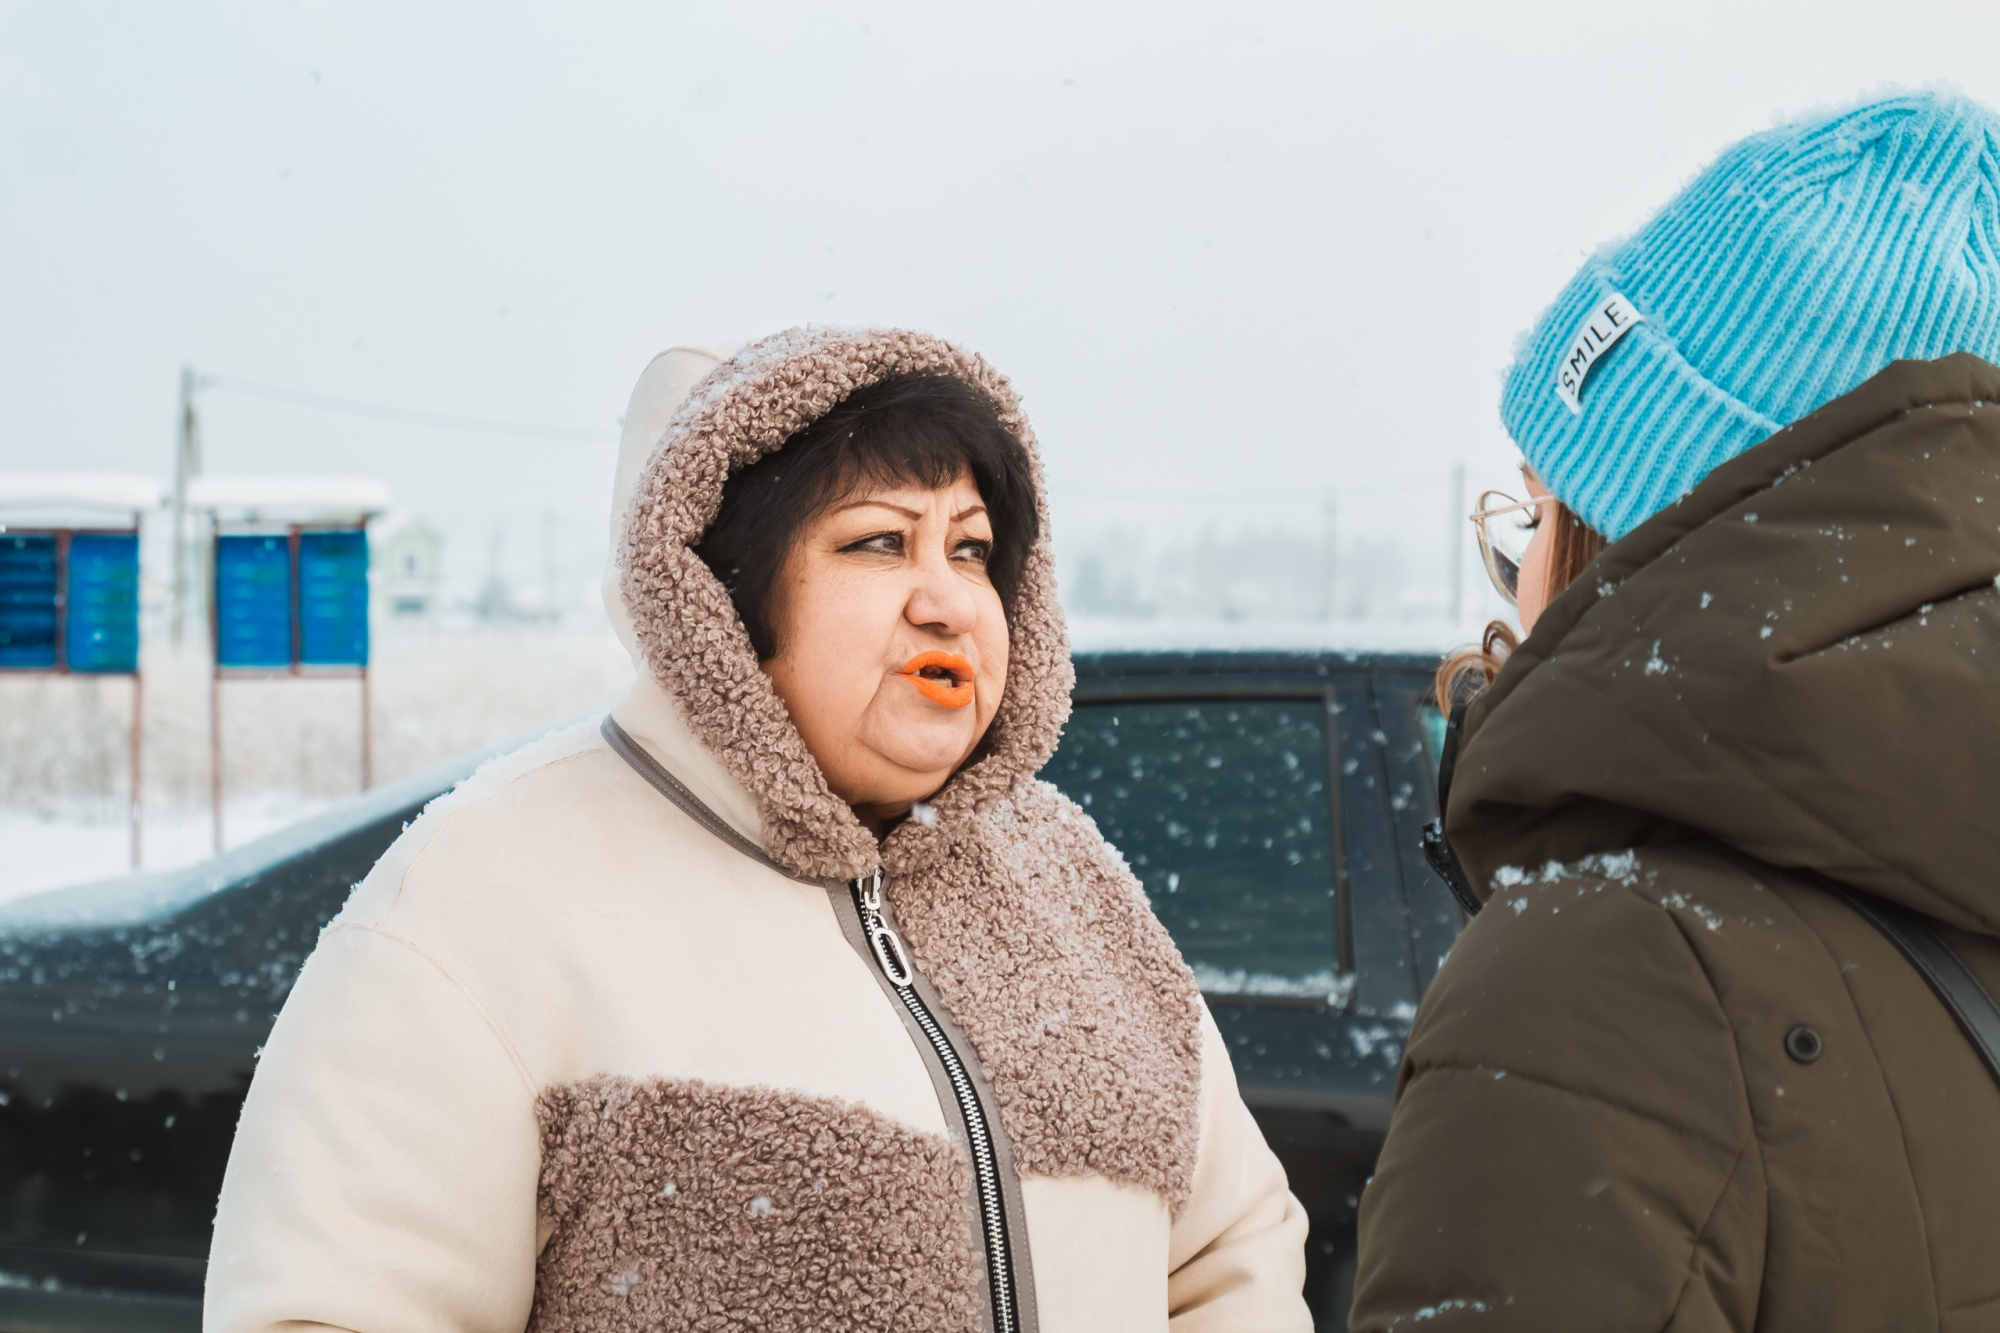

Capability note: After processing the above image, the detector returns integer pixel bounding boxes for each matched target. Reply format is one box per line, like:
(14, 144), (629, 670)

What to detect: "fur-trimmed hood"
(610, 326), (1076, 882)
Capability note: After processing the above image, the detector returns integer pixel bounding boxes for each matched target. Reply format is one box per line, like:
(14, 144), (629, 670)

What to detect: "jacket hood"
(1450, 353), (2000, 934)
(612, 326), (1073, 882)
(602, 344), (734, 663)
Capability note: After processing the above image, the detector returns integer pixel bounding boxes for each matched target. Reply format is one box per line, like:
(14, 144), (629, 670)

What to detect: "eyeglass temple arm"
(1468, 493), (1557, 523)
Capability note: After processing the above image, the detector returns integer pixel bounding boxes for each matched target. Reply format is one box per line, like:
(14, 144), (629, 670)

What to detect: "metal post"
(288, 526), (302, 678)
(171, 367), (202, 646)
(131, 504), (145, 870)
(209, 514), (224, 855)
(1449, 462), (1466, 624)
(359, 514), (373, 790)
(53, 530), (70, 672)
(210, 664), (223, 855)
(360, 666), (373, 791)
(130, 670), (143, 870)
(1319, 490), (1339, 622)
(542, 508), (557, 621)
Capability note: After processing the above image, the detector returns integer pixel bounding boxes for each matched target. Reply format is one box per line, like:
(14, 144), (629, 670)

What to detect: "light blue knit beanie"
(1503, 91), (2000, 540)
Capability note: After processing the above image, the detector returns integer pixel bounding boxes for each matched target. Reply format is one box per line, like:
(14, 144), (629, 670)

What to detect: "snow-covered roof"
(0, 474), (164, 512)
(187, 475), (392, 519)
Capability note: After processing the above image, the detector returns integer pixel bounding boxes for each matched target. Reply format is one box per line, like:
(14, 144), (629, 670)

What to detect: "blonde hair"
(1435, 499), (1608, 712)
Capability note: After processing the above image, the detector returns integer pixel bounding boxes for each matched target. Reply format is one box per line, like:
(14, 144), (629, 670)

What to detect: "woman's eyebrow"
(830, 498), (925, 520)
(827, 497), (989, 523)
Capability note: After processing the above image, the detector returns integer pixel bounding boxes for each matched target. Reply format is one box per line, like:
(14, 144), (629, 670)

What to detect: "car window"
(1041, 700), (1339, 1000)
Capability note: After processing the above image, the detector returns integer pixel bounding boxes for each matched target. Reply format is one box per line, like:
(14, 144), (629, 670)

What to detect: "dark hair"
(1434, 498), (1608, 711)
(693, 373), (1038, 660)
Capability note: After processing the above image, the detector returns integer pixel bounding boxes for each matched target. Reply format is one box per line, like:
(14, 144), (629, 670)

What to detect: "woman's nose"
(904, 550), (980, 637)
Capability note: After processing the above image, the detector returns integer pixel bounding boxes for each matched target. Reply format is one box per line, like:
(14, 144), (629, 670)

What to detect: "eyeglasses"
(1470, 490), (1556, 606)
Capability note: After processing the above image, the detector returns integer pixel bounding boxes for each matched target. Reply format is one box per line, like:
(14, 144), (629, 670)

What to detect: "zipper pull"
(853, 869), (915, 988)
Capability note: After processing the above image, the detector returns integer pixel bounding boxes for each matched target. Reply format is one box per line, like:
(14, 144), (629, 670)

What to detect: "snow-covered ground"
(0, 795), (335, 907)
(1, 618), (635, 906)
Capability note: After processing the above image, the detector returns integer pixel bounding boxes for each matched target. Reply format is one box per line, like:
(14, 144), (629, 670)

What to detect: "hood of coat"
(614, 326), (1074, 883)
(1449, 353), (2000, 934)
(602, 344), (734, 663)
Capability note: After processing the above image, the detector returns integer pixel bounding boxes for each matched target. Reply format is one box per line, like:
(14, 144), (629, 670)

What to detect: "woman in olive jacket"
(1356, 93), (2000, 1329)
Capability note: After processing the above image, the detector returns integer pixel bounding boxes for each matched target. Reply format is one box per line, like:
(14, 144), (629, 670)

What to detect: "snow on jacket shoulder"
(205, 330), (1310, 1333)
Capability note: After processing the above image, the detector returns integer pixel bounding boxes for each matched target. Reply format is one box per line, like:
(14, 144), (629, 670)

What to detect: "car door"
(1043, 652), (1461, 1330)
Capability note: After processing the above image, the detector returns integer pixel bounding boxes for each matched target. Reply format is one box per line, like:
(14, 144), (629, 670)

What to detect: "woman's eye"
(953, 539), (992, 564)
(842, 531), (905, 555)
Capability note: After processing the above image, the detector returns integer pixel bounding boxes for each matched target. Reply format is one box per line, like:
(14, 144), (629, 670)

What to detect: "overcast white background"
(9, 0), (2000, 613)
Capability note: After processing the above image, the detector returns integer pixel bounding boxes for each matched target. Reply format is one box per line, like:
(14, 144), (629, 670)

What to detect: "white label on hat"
(1554, 293), (1644, 415)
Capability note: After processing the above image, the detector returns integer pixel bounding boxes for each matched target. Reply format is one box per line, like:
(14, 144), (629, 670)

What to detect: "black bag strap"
(1821, 877), (2000, 1093)
(1421, 699), (1483, 918)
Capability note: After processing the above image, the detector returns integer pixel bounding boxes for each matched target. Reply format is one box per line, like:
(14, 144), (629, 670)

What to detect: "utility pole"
(170, 365), (203, 645)
(542, 509), (558, 622)
(1319, 489), (1339, 622)
(1449, 462), (1466, 624)
(478, 522), (510, 620)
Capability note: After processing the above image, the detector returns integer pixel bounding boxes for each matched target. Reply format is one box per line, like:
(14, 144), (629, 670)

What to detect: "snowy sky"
(9, 0), (2000, 604)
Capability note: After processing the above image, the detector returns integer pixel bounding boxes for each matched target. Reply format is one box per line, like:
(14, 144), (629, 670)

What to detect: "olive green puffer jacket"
(1355, 354), (2000, 1331)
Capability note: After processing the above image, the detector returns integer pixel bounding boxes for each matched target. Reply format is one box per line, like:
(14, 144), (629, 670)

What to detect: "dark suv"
(0, 649), (1457, 1332)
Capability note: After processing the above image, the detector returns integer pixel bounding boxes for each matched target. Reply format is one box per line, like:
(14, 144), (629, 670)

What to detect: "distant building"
(371, 514), (444, 618)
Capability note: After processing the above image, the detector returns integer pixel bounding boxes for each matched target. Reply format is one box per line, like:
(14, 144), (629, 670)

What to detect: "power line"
(1063, 476), (1445, 505)
(200, 374), (611, 441)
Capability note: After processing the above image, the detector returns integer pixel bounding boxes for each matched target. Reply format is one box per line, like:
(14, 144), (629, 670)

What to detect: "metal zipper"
(852, 868), (1018, 1333)
(598, 719), (1029, 1330)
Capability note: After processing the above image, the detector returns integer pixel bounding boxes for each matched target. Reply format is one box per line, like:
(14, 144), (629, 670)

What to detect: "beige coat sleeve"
(204, 922), (544, 1333)
(1165, 1006), (1313, 1331)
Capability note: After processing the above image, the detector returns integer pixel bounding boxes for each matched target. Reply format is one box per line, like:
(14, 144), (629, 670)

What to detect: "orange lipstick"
(898, 651), (975, 708)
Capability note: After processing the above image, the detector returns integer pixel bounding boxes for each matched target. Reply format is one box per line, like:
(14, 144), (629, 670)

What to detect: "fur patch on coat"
(885, 780), (1206, 1212)
(615, 326), (1202, 1209)
(533, 1076), (983, 1333)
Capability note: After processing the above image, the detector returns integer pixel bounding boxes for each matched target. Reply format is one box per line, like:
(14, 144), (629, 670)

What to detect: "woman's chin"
(880, 743), (973, 785)
(856, 722), (976, 785)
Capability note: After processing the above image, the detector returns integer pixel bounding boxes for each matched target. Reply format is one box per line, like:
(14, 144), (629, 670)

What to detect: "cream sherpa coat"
(204, 329), (1310, 1333)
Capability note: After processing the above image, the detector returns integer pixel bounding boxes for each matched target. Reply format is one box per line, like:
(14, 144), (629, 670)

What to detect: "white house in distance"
(370, 513), (444, 619)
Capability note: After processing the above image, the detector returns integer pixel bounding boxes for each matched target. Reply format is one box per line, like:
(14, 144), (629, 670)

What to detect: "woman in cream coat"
(204, 327), (1309, 1333)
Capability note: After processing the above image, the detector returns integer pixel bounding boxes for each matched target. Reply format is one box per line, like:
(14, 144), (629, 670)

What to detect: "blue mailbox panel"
(0, 528), (58, 664)
(66, 533), (140, 673)
(215, 535), (293, 668)
(299, 530), (369, 667)
(0, 533), (59, 669)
